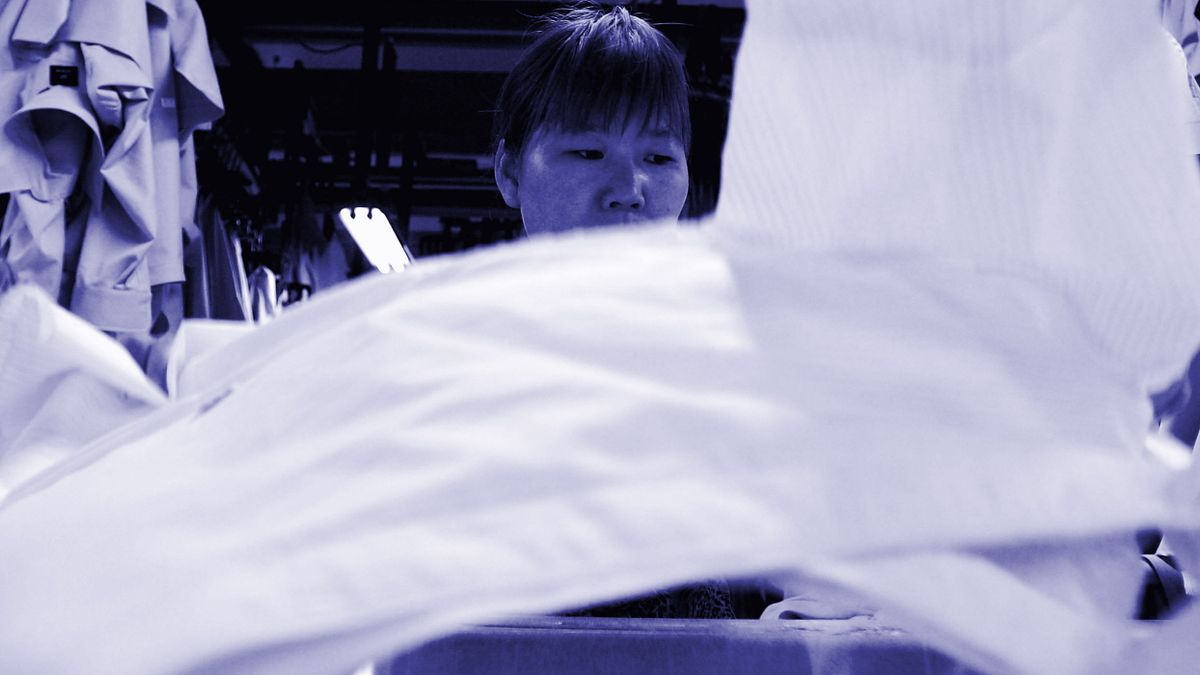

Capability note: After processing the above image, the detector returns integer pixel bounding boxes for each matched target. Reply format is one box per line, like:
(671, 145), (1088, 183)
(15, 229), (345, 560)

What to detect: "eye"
(645, 154), (677, 166)
(570, 150), (604, 160)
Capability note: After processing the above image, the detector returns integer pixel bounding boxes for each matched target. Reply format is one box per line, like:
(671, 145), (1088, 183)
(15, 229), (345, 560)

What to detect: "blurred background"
(193, 0), (746, 271)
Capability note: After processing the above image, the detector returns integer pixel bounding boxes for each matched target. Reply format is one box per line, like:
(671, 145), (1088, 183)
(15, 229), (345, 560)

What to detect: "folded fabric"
(0, 284), (165, 501)
(0, 226), (1196, 675)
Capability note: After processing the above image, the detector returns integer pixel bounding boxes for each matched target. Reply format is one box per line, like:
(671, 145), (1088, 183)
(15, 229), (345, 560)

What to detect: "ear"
(493, 139), (521, 209)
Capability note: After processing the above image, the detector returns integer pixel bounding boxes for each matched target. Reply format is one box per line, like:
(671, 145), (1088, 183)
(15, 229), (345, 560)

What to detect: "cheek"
(522, 165), (594, 205)
(654, 169), (691, 214)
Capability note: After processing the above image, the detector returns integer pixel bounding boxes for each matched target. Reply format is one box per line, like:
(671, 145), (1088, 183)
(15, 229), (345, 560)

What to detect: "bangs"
(495, 7), (691, 154)
(536, 32), (691, 146)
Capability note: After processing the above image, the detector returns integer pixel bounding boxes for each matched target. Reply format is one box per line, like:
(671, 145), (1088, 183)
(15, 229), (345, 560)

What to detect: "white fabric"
(714, 0), (1200, 390)
(0, 285), (164, 502)
(0, 228), (1198, 675)
(163, 318), (256, 398)
(2, 0), (1200, 674)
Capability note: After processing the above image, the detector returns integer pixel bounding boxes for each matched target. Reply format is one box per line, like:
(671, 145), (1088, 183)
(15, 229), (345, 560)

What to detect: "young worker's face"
(496, 122), (689, 235)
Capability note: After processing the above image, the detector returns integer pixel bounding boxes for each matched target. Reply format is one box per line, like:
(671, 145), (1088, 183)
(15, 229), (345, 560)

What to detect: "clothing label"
(49, 66), (79, 86)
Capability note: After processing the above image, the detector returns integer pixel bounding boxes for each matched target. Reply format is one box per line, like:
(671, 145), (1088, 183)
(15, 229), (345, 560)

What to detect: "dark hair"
(492, 5), (691, 157)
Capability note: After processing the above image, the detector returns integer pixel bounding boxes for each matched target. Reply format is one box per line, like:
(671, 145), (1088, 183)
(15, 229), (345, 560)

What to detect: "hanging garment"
(14, 0), (153, 73)
(144, 0), (222, 294)
(145, 8), (185, 292)
(114, 0), (224, 374)
(182, 190), (213, 317)
(1, 0), (221, 335)
(0, 36), (103, 303)
(280, 196), (352, 302)
(185, 195), (251, 321)
(66, 42), (156, 332)
(6, 0), (160, 332)
(247, 264), (278, 323)
(294, 231), (351, 295)
(0, 71), (96, 302)
(162, 0), (223, 139)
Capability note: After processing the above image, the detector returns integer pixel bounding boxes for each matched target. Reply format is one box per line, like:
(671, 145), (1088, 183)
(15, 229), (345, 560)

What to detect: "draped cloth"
(2, 1), (1200, 674)
(0, 231), (1196, 675)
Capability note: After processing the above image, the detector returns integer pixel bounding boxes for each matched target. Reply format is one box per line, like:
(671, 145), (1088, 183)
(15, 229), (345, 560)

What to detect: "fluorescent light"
(337, 207), (411, 273)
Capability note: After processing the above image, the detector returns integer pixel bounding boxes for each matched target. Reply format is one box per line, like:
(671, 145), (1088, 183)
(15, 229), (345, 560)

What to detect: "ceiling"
(193, 0), (746, 254)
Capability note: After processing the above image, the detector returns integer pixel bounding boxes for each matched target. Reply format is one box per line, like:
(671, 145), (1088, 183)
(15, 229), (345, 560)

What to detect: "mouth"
(601, 214), (649, 227)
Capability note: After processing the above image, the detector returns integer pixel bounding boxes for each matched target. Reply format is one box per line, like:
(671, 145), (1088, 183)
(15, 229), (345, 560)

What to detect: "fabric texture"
(0, 229), (1197, 675)
(0, 285), (165, 501)
(713, 0), (1200, 391)
(0, 38), (102, 303)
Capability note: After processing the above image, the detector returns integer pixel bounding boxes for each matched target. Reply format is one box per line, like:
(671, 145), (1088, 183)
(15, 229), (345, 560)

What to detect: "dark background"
(192, 0), (746, 262)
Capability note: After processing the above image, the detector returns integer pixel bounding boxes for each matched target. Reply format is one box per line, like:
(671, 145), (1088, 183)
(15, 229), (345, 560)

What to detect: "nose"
(603, 159), (646, 211)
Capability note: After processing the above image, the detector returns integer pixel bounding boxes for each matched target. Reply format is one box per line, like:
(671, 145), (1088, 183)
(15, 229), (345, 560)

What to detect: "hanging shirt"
(0, 41), (101, 303)
(2, 0), (221, 334)
(144, 0), (223, 291)
(67, 42), (156, 332)
(185, 194), (252, 322)
(2, 0), (156, 331)
(247, 265), (279, 323)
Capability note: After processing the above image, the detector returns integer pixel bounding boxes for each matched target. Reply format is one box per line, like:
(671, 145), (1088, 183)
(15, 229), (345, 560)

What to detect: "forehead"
(537, 111), (684, 143)
(536, 79), (686, 134)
